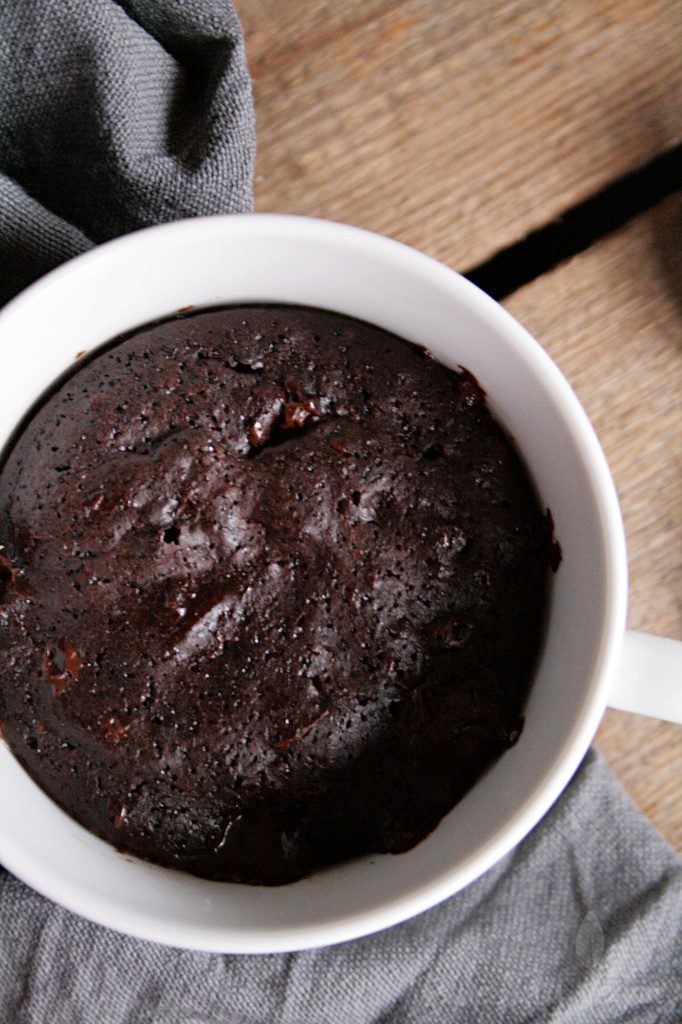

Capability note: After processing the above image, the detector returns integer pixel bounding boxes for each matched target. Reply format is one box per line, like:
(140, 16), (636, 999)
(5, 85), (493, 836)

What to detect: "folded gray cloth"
(0, 0), (254, 305)
(0, 3), (680, 1022)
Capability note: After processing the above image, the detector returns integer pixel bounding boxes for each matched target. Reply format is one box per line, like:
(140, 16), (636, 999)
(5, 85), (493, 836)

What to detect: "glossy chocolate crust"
(0, 305), (552, 884)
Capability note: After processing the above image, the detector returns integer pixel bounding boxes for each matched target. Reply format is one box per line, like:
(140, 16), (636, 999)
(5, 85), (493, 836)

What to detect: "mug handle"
(608, 631), (682, 724)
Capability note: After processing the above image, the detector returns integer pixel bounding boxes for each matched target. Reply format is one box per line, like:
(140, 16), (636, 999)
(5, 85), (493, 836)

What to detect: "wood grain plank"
(505, 195), (682, 851)
(239, 0), (682, 269)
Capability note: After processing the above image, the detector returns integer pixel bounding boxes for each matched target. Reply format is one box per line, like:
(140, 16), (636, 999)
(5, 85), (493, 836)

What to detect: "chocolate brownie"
(0, 305), (553, 884)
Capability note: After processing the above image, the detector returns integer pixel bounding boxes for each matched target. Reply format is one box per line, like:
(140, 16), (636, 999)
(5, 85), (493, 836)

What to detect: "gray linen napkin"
(0, 0), (254, 306)
(0, 3), (680, 1022)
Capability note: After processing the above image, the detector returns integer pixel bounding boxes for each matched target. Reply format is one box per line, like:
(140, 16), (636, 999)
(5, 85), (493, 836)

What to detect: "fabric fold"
(0, 0), (254, 305)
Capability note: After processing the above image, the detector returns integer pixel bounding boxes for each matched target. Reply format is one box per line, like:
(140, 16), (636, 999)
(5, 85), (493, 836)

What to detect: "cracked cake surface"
(0, 305), (552, 884)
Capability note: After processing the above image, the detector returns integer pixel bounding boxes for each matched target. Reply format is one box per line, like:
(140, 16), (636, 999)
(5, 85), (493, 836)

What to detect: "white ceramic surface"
(0, 215), (675, 953)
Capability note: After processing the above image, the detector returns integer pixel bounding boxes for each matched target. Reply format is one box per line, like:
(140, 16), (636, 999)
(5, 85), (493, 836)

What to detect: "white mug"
(0, 215), (679, 953)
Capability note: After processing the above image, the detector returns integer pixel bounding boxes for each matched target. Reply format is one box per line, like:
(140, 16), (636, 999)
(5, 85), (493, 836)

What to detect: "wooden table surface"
(238, 0), (682, 851)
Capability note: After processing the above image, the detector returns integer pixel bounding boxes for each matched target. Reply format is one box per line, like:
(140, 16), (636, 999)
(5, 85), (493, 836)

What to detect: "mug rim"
(0, 214), (628, 952)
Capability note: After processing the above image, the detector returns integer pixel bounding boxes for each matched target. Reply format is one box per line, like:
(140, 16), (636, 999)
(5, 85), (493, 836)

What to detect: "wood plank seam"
(467, 143), (682, 299)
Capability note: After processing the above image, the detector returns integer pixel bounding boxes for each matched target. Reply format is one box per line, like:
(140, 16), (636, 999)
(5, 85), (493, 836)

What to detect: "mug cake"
(0, 305), (554, 884)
